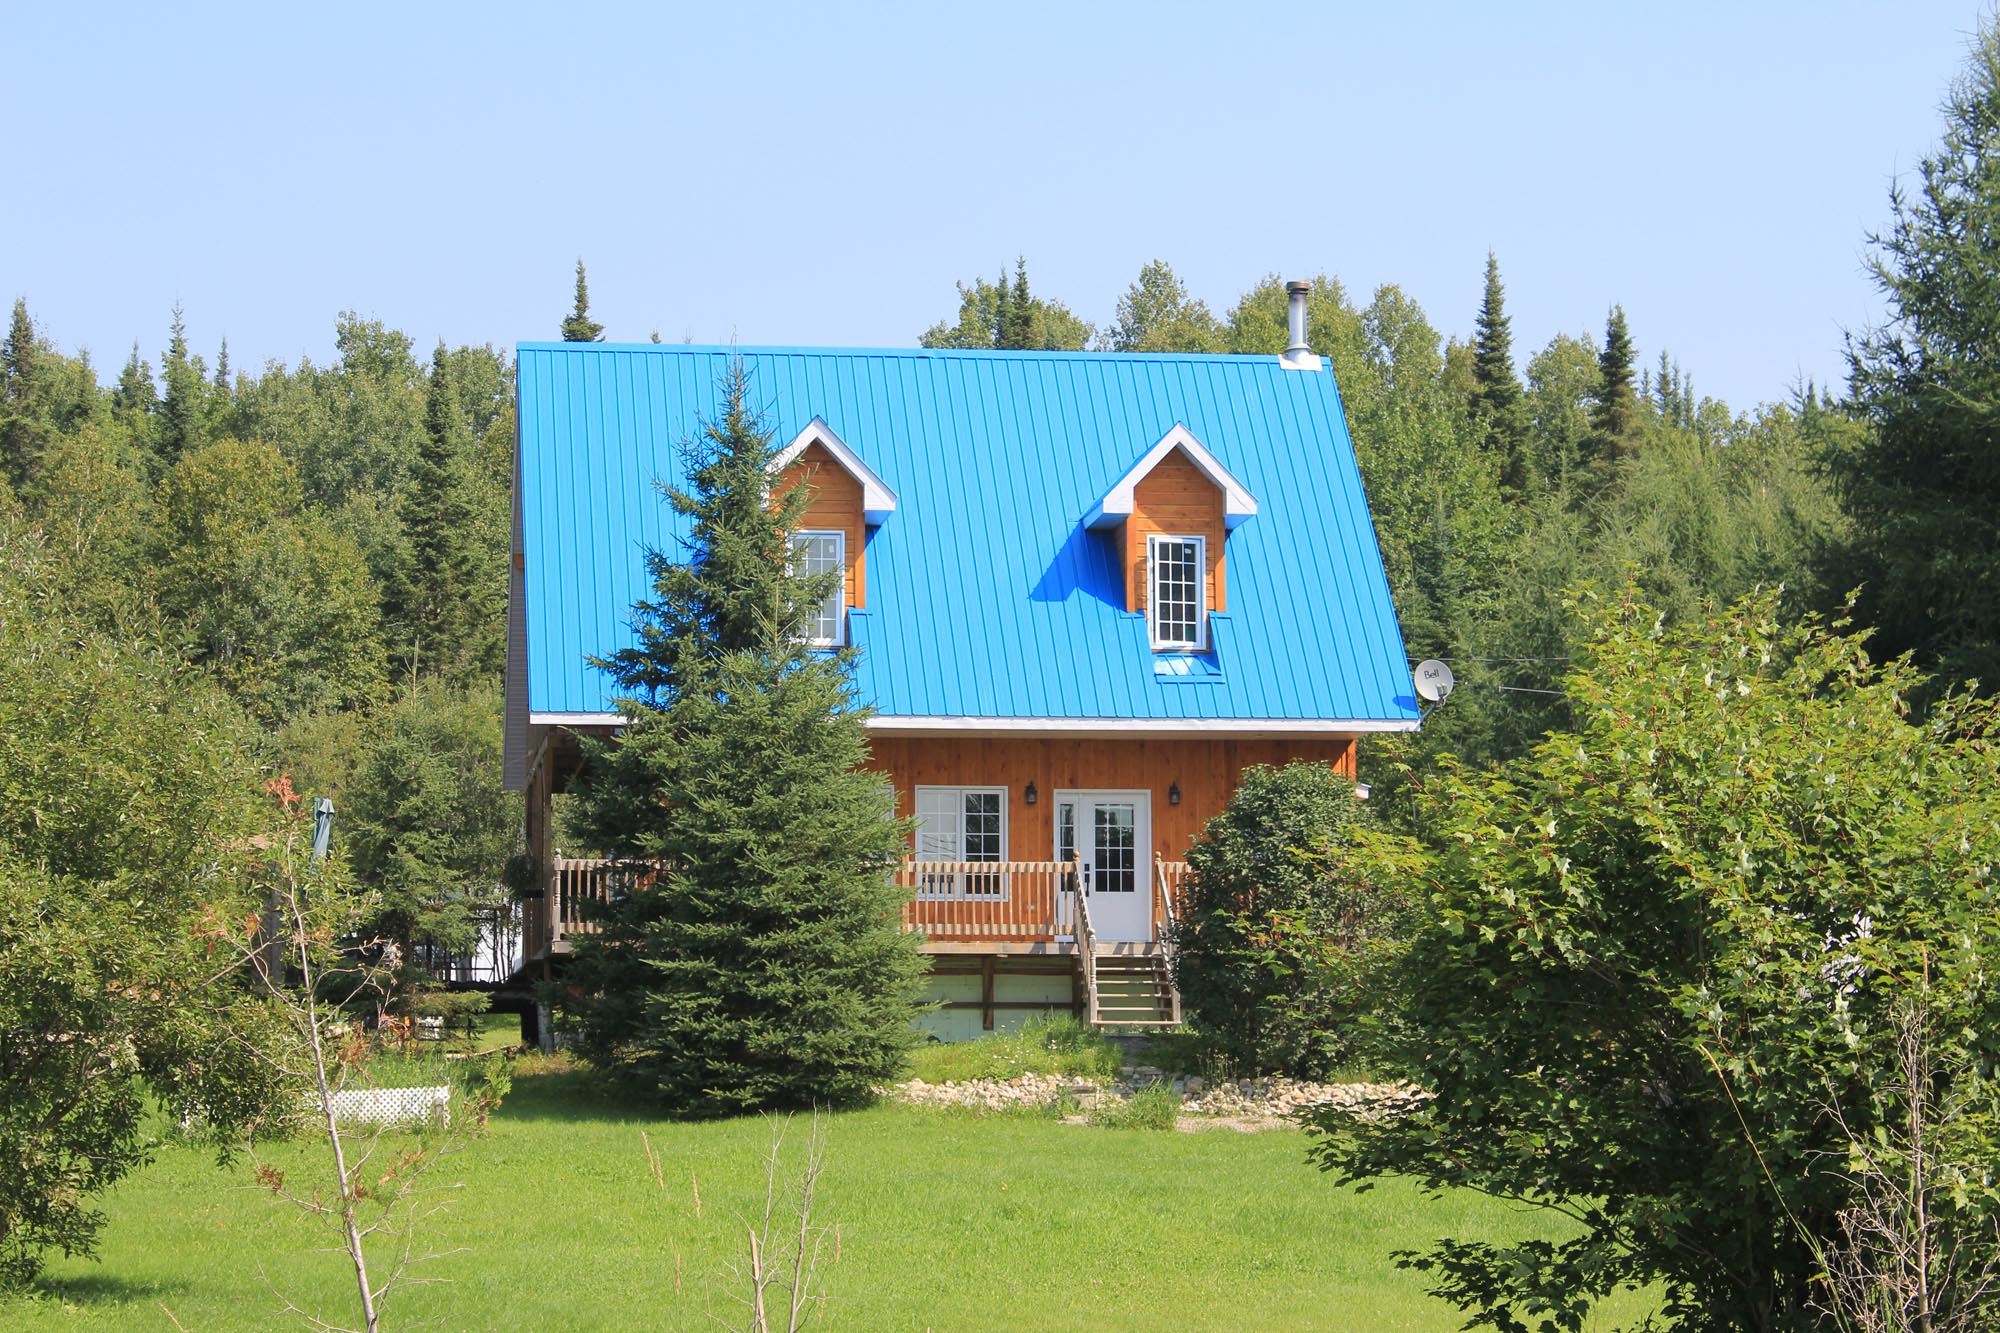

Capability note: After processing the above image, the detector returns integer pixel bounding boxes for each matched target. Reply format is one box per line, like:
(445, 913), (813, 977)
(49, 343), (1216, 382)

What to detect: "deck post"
(980, 956), (995, 1030)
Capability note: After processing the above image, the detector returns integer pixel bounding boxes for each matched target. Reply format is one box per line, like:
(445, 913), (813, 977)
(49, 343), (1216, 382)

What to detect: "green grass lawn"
(9, 1054), (1656, 1331)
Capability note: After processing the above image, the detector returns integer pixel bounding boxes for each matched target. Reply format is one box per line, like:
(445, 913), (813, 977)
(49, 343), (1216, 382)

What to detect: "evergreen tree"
(990, 264), (1012, 349)
(214, 336), (231, 393)
(1469, 252), (1529, 493)
(561, 258), (605, 342)
(156, 303), (207, 465)
(1589, 304), (1639, 465)
(1837, 15), (2000, 693)
(111, 341), (154, 420)
(919, 269), (1094, 350)
(345, 679), (516, 963)
(567, 360), (924, 1115)
(1001, 256), (1033, 349)
(389, 342), (477, 680)
(1, 299), (46, 492)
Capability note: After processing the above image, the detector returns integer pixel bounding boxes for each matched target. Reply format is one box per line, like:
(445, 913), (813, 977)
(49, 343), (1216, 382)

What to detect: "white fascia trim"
(1085, 424), (1258, 531)
(530, 711), (629, 728)
(865, 716), (1418, 736)
(773, 417), (898, 524)
(533, 711), (1420, 735)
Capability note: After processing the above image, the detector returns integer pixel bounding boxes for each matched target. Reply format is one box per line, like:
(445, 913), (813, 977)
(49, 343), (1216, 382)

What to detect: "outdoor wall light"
(1025, 782), (1038, 805)
(1168, 782), (1181, 806)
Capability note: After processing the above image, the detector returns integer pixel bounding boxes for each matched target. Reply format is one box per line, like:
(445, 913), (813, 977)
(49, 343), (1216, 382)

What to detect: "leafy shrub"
(1170, 763), (1406, 1078)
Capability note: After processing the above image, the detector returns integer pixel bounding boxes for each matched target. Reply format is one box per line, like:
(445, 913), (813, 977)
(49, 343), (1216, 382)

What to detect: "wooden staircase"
(1072, 858), (1183, 1030)
(1087, 950), (1180, 1028)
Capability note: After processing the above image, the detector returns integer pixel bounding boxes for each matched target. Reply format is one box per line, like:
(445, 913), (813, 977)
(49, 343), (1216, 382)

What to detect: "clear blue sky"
(3, 2), (1987, 408)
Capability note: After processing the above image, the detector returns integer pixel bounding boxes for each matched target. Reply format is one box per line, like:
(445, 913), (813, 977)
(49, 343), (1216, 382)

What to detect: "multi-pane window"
(914, 786), (1006, 897)
(1148, 533), (1205, 649)
(792, 530), (845, 645)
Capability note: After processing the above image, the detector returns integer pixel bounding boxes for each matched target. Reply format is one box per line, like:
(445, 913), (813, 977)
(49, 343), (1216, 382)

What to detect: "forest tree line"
(0, 218), (1966, 951)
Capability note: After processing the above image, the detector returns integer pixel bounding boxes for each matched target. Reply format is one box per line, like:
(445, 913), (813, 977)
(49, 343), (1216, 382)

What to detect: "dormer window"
(794, 530), (846, 645)
(1148, 533), (1206, 650)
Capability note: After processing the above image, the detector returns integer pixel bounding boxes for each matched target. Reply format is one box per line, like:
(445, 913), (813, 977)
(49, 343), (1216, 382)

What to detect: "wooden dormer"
(777, 439), (869, 608)
(1085, 425), (1256, 648)
(1123, 449), (1226, 618)
(771, 418), (897, 629)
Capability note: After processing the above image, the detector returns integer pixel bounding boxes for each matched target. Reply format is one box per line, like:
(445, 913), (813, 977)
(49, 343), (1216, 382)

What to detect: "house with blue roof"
(505, 282), (1418, 1035)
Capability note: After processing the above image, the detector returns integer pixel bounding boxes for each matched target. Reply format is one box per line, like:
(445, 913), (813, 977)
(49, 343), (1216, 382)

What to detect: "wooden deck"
(523, 858), (1193, 961)
(519, 857), (1191, 1030)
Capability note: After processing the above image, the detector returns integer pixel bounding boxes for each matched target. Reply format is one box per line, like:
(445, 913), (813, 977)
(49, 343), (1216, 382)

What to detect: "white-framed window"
(913, 786), (1007, 898)
(792, 530), (845, 646)
(1147, 532), (1206, 650)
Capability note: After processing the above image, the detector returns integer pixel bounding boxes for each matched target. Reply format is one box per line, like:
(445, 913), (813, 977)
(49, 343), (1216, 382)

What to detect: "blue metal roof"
(512, 343), (1418, 728)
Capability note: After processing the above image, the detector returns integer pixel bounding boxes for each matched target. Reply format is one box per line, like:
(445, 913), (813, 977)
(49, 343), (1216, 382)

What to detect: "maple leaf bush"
(1313, 584), (2000, 1333)
(1169, 762), (1408, 1079)
(0, 522), (284, 1287)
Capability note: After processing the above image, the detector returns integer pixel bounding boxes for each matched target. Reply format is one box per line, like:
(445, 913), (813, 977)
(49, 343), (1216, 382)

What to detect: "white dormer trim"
(773, 417), (898, 524)
(1084, 424), (1258, 531)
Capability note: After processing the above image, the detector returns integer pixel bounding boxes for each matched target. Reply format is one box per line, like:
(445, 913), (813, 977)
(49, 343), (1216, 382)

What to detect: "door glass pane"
(1093, 803), (1136, 894)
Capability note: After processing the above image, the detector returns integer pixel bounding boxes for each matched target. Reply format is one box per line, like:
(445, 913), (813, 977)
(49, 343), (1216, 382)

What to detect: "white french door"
(1053, 791), (1153, 942)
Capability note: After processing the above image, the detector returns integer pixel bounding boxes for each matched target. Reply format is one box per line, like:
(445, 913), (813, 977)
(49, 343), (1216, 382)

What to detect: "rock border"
(890, 1067), (1427, 1129)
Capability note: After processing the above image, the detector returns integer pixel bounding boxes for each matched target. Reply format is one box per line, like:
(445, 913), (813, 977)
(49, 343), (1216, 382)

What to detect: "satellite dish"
(1414, 659), (1455, 704)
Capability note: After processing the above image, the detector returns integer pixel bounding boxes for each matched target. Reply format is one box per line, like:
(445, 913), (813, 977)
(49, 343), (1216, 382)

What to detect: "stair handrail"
(1071, 852), (1100, 1023)
(1154, 862), (1183, 1025)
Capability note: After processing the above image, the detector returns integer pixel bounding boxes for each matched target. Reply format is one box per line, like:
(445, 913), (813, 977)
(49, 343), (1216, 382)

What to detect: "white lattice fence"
(314, 1086), (451, 1128)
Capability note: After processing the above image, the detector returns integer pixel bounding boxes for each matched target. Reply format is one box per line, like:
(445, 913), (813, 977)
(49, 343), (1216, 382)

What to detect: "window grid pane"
(1152, 537), (1201, 646)
(792, 532), (843, 644)
(913, 787), (1007, 899)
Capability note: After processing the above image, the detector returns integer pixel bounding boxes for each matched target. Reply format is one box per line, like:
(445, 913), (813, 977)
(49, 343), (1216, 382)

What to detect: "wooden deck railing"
(526, 856), (1178, 960)
(523, 858), (659, 962)
(894, 860), (1078, 942)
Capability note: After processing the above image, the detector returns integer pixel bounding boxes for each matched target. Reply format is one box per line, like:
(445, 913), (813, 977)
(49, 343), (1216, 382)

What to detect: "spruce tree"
(157, 304), (206, 465)
(561, 259), (606, 342)
(1469, 252), (1529, 493)
(1838, 15), (2000, 692)
(568, 360), (924, 1115)
(1589, 303), (1639, 465)
(1002, 256), (1033, 349)
(389, 342), (476, 680)
(1, 299), (45, 492)
(111, 342), (155, 428)
(989, 265), (1012, 350)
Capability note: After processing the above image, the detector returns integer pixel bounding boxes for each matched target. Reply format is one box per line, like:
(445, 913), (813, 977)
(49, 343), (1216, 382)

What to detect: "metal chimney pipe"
(1285, 280), (1309, 353)
(1280, 279), (1320, 370)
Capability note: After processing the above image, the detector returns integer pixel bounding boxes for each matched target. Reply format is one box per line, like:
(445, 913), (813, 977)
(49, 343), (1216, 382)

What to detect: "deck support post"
(980, 956), (995, 1030)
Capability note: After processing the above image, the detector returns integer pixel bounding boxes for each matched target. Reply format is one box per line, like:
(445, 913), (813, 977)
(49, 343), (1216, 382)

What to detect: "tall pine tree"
(567, 360), (923, 1114)
(990, 265), (1012, 349)
(1589, 303), (1639, 466)
(1837, 15), (2000, 693)
(561, 259), (606, 342)
(110, 341), (155, 440)
(1, 299), (46, 493)
(156, 304), (207, 466)
(1470, 252), (1529, 494)
(1000, 256), (1033, 349)
(389, 342), (477, 681)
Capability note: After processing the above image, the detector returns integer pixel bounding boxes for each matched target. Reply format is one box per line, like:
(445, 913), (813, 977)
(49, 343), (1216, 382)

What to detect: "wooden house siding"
(1123, 450), (1227, 617)
(778, 441), (867, 608)
(865, 734), (1354, 864)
